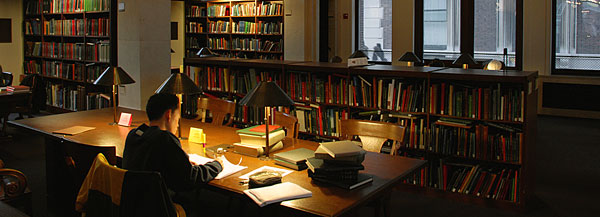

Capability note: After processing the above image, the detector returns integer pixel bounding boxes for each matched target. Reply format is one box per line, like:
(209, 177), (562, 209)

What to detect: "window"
(418, 0), (522, 68)
(474, 0), (517, 67)
(423, 0), (461, 60)
(357, 0), (393, 63)
(553, 0), (600, 73)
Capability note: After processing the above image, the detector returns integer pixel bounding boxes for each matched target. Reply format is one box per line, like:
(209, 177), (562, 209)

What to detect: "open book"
(188, 154), (247, 180)
(243, 182), (312, 207)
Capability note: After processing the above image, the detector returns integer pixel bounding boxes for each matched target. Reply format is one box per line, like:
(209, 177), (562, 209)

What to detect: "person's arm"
(160, 133), (222, 191)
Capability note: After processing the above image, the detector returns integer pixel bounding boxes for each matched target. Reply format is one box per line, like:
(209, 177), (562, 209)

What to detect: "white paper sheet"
(188, 154), (247, 180)
(243, 182), (312, 207)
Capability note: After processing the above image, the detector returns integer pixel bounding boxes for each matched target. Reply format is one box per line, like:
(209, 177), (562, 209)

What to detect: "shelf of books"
(23, 0), (113, 113)
(183, 57), (538, 208)
(184, 0), (284, 60)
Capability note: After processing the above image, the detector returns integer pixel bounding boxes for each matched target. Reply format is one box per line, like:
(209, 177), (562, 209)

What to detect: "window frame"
(551, 0), (600, 76)
(354, 0), (393, 65)
(415, 0), (523, 70)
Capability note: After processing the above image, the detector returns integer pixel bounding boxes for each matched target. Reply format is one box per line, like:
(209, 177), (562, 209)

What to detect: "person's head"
(146, 93), (181, 134)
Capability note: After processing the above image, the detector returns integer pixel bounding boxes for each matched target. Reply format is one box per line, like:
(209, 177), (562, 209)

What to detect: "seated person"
(122, 93), (222, 216)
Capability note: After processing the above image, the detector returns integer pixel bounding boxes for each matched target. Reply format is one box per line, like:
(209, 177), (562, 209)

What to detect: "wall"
(171, 1), (184, 68)
(0, 0), (23, 85)
(118, 0), (171, 110)
(284, 0), (306, 61)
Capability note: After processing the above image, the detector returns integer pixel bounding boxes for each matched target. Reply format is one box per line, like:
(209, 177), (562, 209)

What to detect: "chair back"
(1, 72), (12, 87)
(274, 111), (298, 139)
(339, 119), (405, 155)
(0, 159), (28, 200)
(196, 97), (236, 126)
(76, 154), (184, 217)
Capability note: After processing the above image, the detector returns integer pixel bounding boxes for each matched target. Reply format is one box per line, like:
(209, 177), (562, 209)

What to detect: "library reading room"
(0, 0), (598, 217)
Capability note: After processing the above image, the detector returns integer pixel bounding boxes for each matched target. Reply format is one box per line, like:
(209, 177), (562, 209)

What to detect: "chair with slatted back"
(339, 119), (405, 155)
(273, 111), (298, 139)
(339, 119), (406, 217)
(0, 158), (32, 215)
(195, 97), (236, 126)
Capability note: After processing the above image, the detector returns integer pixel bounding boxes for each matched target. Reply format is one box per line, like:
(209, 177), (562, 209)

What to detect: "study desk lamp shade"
(484, 59), (504, 70)
(155, 72), (202, 95)
(93, 66), (135, 125)
(452, 53), (478, 69)
(239, 81), (293, 160)
(196, 47), (218, 58)
(398, 52), (422, 67)
(238, 81), (294, 107)
(348, 50), (369, 59)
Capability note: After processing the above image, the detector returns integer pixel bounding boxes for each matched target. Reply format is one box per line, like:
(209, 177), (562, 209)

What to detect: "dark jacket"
(122, 124), (222, 192)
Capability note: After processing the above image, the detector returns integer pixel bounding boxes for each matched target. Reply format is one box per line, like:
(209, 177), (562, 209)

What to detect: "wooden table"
(9, 108), (426, 217)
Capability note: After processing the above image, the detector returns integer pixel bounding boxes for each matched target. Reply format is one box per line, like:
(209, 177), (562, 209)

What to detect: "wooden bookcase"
(184, 57), (538, 208)
(184, 0), (284, 60)
(22, 0), (113, 113)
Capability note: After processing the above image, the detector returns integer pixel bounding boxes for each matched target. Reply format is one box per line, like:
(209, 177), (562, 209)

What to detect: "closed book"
(311, 173), (373, 190)
(314, 145), (365, 165)
(306, 158), (364, 173)
(233, 141), (283, 157)
(307, 170), (358, 181)
(273, 148), (315, 164)
(318, 140), (364, 158)
(274, 158), (307, 171)
(236, 124), (283, 136)
(238, 129), (285, 146)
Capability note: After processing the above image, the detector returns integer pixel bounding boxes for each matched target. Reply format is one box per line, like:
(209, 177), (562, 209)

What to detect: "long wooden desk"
(9, 108), (426, 217)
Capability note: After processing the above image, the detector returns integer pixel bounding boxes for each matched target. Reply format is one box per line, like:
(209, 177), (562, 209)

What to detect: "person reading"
(122, 93), (222, 216)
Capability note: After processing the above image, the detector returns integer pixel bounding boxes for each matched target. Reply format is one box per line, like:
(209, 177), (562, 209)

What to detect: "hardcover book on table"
(273, 148), (314, 164)
(311, 173), (373, 190)
(314, 145), (366, 165)
(318, 140), (364, 158)
(305, 157), (364, 173)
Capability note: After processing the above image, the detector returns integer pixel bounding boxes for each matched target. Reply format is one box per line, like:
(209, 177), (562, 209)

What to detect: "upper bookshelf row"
(26, 0), (110, 15)
(187, 1), (283, 18)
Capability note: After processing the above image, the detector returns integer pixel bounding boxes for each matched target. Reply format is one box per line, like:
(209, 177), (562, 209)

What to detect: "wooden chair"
(339, 119), (406, 217)
(76, 154), (185, 217)
(0, 158), (32, 215)
(196, 97), (236, 126)
(273, 111), (298, 139)
(1, 72), (12, 87)
(339, 119), (406, 155)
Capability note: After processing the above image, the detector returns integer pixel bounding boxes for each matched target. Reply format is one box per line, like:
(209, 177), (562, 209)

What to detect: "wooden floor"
(1, 112), (598, 217)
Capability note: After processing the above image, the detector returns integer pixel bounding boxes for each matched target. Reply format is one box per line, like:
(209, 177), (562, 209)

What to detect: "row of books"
(186, 36), (201, 49)
(24, 60), (106, 83)
(207, 37), (229, 50)
(207, 38), (281, 52)
(26, 1), (42, 15)
(208, 21), (230, 33)
(25, 41), (109, 62)
(294, 105), (348, 137)
(25, 19), (41, 35)
(232, 21), (255, 34)
(187, 22), (203, 33)
(232, 21), (282, 35)
(46, 83), (110, 111)
(37, 18), (108, 36)
(431, 83), (524, 122)
(429, 118), (522, 163)
(403, 160), (519, 202)
(41, 0), (109, 13)
(187, 5), (206, 17)
(206, 2), (282, 17)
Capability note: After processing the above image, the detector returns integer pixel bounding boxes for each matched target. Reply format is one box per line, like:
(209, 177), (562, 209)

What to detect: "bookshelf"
(23, 0), (113, 113)
(184, 0), (284, 60)
(183, 57), (538, 208)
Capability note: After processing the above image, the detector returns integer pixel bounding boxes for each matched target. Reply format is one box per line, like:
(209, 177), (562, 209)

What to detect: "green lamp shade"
(239, 81), (294, 107)
(452, 53), (478, 66)
(155, 72), (202, 94)
(348, 50), (369, 59)
(93, 66), (135, 86)
(398, 52), (422, 63)
(196, 47), (219, 58)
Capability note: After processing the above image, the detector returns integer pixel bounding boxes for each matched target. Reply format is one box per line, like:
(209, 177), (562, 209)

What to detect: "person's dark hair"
(146, 93), (179, 121)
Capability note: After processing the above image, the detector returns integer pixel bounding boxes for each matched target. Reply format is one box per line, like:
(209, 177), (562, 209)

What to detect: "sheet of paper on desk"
(52, 126), (96, 135)
(243, 182), (312, 207)
(239, 166), (293, 180)
(188, 154), (247, 180)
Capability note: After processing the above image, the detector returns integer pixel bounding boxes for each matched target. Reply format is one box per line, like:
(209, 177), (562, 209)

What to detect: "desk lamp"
(239, 81), (294, 160)
(398, 52), (422, 67)
(348, 50), (368, 59)
(93, 66), (135, 125)
(196, 47), (219, 58)
(453, 53), (478, 69)
(484, 60), (504, 70)
(155, 71), (202, 139)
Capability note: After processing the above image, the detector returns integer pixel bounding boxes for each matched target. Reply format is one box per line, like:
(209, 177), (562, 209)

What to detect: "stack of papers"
(243, 182), (312, 207)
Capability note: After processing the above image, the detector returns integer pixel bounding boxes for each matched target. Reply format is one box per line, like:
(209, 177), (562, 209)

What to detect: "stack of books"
(273, 148), (315, 170)
(233, 124), (285, 157)
(306, 141), (372, 190)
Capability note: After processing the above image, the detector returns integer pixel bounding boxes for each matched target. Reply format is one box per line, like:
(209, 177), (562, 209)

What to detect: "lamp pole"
(262, 106), (271, 160)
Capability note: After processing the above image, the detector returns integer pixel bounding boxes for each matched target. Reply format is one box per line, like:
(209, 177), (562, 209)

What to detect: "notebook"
(243, 182), (312, 207)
